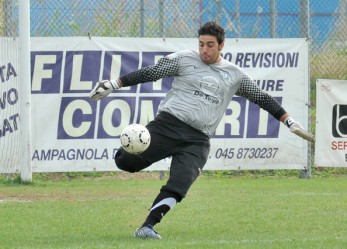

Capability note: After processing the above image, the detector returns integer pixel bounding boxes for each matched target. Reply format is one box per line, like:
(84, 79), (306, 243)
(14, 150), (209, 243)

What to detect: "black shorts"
(114, 111), (210, 198)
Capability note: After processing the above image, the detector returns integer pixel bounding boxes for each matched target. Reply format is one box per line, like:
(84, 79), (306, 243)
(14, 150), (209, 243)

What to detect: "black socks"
(142, 190), (181, 227)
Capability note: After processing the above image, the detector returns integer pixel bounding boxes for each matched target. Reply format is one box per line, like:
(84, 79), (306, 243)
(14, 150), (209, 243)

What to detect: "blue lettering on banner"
(97, 96), (165, 138)
(0, 86), (20, 139)
(32, 148), (109, 161)
(63, 51), (102, 93)
(31, 49), (288, 140)
(97, 96), (137, 138)
(0, 62), (17, 83)
(31, 51), (63, 93)
(57, 95), (165, 139)
(0, 113), (19, 138)
(213, 97), (281, 138)
(1, 88), (18, 110)
(222, 52), (299, 68)
(214, 97), (247, 138)
(136, 97), (164, 124)
(246, 97), (282, 138)
(57, 97), (96, 139)
(255, 79), (284, 91)
(103, 51), (139, 87)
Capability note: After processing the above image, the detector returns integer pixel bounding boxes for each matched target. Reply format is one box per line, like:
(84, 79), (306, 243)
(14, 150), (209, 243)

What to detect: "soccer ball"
(120, 124), (151, 154)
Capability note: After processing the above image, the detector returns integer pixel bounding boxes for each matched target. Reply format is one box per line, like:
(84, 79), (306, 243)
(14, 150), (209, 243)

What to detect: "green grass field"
(1, 172), (347, 249)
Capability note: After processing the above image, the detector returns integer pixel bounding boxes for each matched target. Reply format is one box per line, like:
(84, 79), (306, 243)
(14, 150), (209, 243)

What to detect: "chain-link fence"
(1, 0), (345, 175)
(0, 0), (21, 174)
(2, 0), (347, 85)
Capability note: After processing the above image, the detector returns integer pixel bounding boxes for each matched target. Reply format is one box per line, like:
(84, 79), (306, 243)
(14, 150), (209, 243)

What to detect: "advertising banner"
(315, 79), (347, 167)
(0, 38), (20, 173)
(30, 37), (309, 172)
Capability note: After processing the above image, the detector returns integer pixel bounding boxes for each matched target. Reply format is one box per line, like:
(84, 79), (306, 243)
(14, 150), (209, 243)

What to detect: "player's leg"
(115, 115), (180, 172)
(114, 148), (150, 172)
(135, 141), (210, 238)
(114, 129), (176, 172)
(115, 111), (196, 173)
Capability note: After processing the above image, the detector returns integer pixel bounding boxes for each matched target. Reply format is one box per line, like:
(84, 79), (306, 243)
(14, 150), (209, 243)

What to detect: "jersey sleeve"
(235, 71), (286, 120)
(119, 55), (181, 87)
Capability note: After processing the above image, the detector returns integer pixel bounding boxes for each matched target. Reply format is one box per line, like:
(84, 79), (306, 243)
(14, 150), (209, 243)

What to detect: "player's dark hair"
(198, 21), (225, 45)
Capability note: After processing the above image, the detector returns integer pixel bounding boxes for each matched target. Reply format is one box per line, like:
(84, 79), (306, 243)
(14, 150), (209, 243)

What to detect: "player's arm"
(119, 56), (180, 87)
(89, 56), (180, 101)
(236, 72), (315, 142)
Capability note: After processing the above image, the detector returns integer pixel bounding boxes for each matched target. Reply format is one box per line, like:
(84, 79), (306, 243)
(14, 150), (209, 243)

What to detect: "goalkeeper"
(90, 21), (314, 239)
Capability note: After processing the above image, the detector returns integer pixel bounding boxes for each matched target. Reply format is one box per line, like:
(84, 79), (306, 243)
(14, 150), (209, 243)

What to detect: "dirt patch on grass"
(37, 171), (166, 181)
(109, 171), (165, 180)
(0, 199), (33, 204)
(1, 171), (167, 203)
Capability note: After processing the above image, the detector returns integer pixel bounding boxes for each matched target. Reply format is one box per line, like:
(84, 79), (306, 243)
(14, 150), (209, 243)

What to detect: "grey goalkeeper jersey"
(120, 50), (285, 137)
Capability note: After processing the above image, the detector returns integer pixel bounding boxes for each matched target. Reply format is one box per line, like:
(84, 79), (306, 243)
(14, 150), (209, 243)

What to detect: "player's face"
(198, 35), (224, 64)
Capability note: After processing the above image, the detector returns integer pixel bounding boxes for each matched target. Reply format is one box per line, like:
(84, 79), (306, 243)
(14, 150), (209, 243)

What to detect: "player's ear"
(218, 42), (224, 51)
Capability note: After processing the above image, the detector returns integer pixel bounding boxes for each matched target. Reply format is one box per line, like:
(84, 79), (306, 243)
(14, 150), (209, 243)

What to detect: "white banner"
(0, 38), (20, 173)
(315, 79), (347, 167)
(30, 37), (309, 172)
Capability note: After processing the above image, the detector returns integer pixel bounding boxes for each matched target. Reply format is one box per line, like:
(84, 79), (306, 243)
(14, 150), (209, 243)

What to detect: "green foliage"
(0, 174), (22, 185)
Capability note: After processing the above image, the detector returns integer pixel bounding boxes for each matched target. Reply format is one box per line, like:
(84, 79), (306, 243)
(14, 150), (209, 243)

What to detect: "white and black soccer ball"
(120, 124), (151, 154)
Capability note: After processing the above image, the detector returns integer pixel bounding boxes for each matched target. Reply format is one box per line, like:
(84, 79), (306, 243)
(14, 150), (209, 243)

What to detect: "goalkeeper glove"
(89, 79), (121, 101)
(284, 117), (315, 142)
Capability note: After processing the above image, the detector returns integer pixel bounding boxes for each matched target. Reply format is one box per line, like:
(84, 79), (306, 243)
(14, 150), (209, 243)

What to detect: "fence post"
(159, 0), (164, 37)
(299, 0), (310, 37)
(340, 0), (347, 39)
(19, 0), (32, 182)
(140, 0), (144, 37)
(235, 0), (241, 36)
(216, 0), (222, 25)
(0, 0), (3, 36)
(299, 1), (311, 179)
(270, 0), (276, 37)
